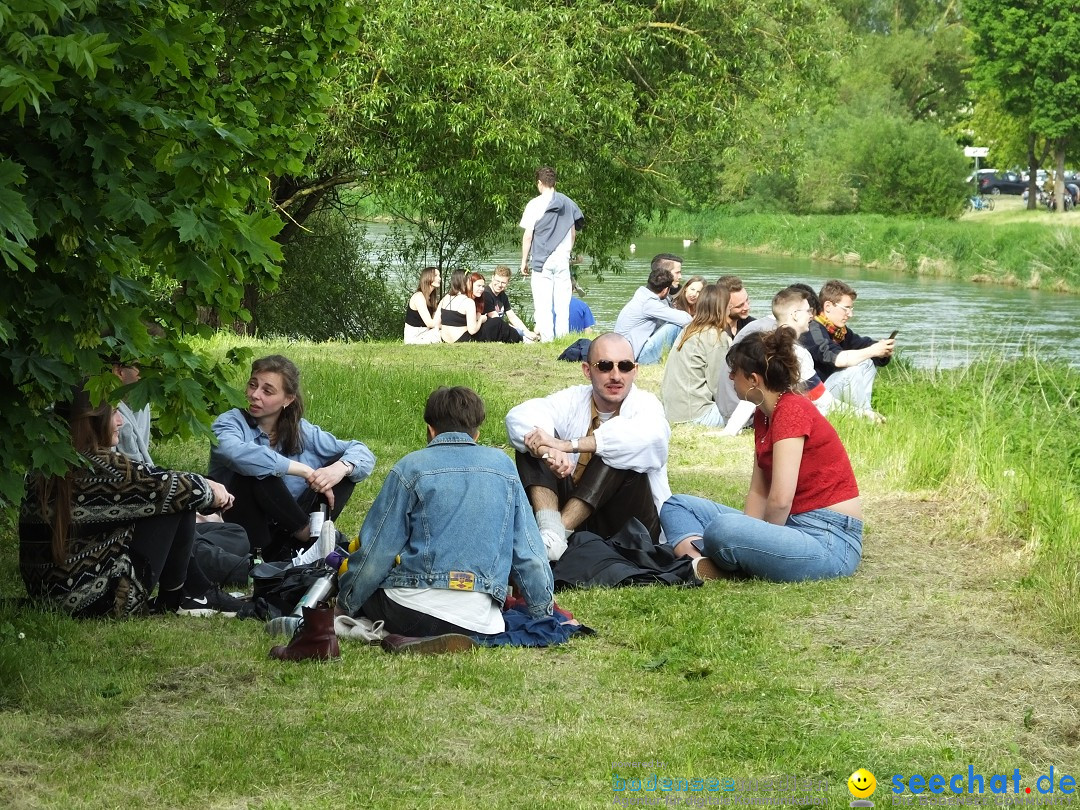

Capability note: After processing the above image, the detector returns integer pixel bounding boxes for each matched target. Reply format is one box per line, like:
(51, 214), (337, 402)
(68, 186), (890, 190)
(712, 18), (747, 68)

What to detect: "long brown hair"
(672, 275), (707, 316)
(249, 355), (305, 456)
(447, 269), (469, 298)
(416, 266), (440, 312)
(675, 284), (729, 351)
(41, 383), (117, 563)
(467, 272), (486, 316)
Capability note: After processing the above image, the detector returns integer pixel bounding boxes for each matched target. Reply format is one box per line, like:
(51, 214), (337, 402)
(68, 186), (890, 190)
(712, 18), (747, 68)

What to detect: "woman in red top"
(659, 328), (863, 581)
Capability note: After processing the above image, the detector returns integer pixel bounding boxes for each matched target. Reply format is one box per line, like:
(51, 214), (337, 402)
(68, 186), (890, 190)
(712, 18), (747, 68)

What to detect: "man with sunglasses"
(613, 256), (692, 365)
(800, 279), (894, 421)
(505, 333), (672, 560)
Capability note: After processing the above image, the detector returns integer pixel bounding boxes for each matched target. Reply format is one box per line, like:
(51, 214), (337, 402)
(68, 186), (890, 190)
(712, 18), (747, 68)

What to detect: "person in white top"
(505, 333), (672, 560)
(519, 166), (584, 342)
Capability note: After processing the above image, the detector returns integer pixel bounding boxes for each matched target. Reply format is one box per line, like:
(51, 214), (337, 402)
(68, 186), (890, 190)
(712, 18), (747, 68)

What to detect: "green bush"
(259, 213), (406, 342)
(849, 115), (970, 217)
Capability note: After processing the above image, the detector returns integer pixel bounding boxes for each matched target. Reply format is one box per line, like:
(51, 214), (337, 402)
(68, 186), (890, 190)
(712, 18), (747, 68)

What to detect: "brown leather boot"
(269, 605), (341, 662)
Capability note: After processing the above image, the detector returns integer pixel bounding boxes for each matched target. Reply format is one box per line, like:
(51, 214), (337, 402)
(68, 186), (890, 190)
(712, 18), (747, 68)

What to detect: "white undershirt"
(384, 587), (506, 634)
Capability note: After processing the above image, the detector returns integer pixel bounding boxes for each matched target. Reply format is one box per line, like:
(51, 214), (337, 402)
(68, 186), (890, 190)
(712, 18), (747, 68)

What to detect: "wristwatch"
(571, 438), (579, 453)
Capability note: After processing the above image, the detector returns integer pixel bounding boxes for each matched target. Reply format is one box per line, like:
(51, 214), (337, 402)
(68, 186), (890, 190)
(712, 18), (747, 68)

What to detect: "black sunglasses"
(591, 360), (638, 373)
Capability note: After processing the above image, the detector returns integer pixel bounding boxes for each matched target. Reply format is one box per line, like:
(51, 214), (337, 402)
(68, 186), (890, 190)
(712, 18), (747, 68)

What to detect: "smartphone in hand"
(888, 329), (899, 340)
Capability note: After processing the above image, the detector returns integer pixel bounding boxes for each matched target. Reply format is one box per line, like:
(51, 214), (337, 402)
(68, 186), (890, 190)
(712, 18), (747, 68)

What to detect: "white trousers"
(403, 325), (442, 344)
(531, 266), (572, 342)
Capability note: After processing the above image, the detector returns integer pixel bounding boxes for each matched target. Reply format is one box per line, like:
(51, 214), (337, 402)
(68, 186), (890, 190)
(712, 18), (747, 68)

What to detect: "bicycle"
(1045, 191), (1075, 212)
(966, 195), (995, 212)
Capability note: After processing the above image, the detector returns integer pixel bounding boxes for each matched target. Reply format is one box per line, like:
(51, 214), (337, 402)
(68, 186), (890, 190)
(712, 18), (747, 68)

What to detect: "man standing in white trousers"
(519, 166), (584, 342)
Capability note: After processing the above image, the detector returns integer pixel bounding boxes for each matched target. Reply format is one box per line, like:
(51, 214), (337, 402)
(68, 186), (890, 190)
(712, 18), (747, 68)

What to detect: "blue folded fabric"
(469, 606), (593, 647)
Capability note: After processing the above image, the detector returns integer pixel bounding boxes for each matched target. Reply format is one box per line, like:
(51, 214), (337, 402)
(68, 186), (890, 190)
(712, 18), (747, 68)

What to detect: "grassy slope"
(1, 338), (1078, 809)
(653, 196), (1080, 293)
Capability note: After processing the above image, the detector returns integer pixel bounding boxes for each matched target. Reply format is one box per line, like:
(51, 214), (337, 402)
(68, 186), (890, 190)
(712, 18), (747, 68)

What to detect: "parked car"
(1023, 169), (1048, 187)
(971, 169), (1027, 195)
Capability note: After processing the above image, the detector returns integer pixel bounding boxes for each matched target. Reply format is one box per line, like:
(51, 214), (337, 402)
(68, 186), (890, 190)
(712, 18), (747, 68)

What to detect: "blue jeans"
(824, 359), (877, 411)
(637, 322), (683, 365)
(689, 403), (724, 427)
(659, 494), (862, 582)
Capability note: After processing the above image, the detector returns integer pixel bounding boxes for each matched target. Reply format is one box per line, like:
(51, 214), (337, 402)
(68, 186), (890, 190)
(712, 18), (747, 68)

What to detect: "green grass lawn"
(1, 338), (1078, 809)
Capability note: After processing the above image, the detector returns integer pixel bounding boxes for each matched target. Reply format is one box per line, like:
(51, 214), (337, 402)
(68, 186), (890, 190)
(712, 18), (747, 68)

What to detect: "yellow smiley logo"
(847, 768), (877, 799)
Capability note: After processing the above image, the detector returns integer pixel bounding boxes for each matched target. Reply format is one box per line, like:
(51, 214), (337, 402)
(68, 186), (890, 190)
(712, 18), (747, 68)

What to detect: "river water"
(381, 228), (1080, 370)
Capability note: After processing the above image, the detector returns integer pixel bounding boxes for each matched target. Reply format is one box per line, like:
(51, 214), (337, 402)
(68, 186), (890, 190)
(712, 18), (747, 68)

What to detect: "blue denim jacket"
(338, 433), (554, 618)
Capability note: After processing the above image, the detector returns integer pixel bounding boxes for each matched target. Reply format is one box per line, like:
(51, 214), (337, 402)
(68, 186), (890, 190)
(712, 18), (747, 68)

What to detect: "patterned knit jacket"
(19, 450), (214, 617)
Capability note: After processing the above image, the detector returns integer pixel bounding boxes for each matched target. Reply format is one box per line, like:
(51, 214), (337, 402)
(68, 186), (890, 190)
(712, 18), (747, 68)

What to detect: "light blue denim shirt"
(338, 432), (554, 618)
(208, 408), (375, 500)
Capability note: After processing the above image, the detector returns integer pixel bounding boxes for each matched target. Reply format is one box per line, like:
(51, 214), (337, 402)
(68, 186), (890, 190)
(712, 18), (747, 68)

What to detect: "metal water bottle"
(264, 573), (336, 636)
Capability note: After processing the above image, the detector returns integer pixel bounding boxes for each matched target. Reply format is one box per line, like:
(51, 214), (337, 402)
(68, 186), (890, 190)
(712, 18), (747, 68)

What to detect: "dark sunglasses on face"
(591, 360), (638, 373)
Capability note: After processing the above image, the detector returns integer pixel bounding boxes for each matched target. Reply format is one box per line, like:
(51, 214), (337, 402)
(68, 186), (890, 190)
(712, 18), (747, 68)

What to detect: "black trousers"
(360, 588), (474, 637)
(515, 451), (660, 542)
(126, 511), (212, 598)
(225, 467), (355, 561)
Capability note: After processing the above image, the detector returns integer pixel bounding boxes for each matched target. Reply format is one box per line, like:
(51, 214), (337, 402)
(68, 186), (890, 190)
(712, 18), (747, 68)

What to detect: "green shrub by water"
(261, 211), (407, 342)
(651, 209), (1080, 292)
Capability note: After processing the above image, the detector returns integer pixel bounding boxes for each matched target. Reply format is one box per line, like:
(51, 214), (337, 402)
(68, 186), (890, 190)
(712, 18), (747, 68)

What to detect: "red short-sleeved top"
(752, 392), (859, 515)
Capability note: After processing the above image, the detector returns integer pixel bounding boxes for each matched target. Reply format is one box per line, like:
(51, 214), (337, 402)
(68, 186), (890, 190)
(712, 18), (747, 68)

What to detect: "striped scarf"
(814, 314), (847, 344)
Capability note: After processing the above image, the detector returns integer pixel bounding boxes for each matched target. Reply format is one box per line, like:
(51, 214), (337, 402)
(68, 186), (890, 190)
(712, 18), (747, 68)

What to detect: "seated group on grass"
(615, 261), (897, 429)
(498, 331), (863, 584)
(406, 265), (542, 345)
(19, 319), (871, 653)
(18, 354), (376, 619)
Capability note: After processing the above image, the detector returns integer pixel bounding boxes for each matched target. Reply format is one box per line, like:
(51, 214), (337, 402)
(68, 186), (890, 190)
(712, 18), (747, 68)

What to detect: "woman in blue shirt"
(210, 355), (375, 561)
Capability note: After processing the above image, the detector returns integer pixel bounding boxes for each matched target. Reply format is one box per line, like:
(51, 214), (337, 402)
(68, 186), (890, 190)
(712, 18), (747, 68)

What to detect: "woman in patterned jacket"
(19, 382), (243, 618)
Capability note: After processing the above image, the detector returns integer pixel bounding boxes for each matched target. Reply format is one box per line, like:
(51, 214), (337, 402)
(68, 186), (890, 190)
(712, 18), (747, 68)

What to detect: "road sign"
(964, 146), (989, 158)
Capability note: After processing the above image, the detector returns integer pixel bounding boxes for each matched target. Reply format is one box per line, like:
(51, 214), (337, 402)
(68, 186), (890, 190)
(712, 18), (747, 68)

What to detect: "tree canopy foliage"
(0, 0), (359, 503)
(275, 0), (838, 277)
(967, 0), (1080, 205)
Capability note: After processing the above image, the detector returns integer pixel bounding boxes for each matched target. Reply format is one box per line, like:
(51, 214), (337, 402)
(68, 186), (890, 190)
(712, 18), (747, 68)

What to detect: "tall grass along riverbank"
(652, 207), (1080, 293)
(1, 337), (1078, 808)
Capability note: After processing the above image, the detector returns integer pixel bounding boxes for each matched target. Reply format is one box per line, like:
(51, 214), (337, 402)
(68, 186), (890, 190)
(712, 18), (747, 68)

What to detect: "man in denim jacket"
(338, 387), (554, 638)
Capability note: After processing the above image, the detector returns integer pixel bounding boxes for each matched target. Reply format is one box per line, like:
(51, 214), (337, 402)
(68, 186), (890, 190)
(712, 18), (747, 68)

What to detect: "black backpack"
(250, 561), (337, 613)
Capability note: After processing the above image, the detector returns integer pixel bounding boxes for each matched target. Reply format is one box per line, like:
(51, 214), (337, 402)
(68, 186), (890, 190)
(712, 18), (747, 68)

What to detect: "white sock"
(536, 510), (569, 561)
